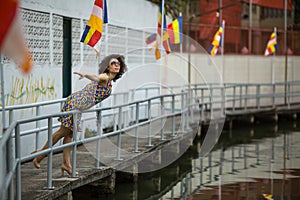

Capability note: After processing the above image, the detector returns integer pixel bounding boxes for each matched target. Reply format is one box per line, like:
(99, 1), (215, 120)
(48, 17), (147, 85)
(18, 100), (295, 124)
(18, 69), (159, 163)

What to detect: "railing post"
(145, 88), (149, 117)
(113, 97), (117, 131)
(8, 109), (15, 199)
(71, 113), (78, 178)
(232, 85), (236, 111)
(9, 110), (14, 128)
(15, 124), (21, 200)
(185, 92), (189, 129)
(210, 86), (214, 120)
(134, 103), (140, 153)
(172, 95), (175, 137)
(231, 146), (235, 173)
(287, 82), (291, 109)
(36, 105), (41, 149)
(272, 83), (276, 108)
(47, 117), (54, 189)
(7, 125), (14, 200)
(124, 92), (129, 126)
(239, 85), (243, 107)
(189, 89), (194, 123)
(256, 143), (260, 165)
(221, 86), (225, 117)
(243, 144), (247, 169)
(219, 149), (224, 175)
(160, 96), (165, 140)
(96, 110), (102, 169)
(244, 85), (248, 111)
(201, 88), (205, 104)
(130, 90), (135, 124)
(200, 157), (203, 185)
(209, 152), (212, 183)
(256, 85), (260, 109)
(181, 91), (185, 132)
(116, 108), (123, 160)
(201, 89), (204, 122)
(147, 99), (153, 147)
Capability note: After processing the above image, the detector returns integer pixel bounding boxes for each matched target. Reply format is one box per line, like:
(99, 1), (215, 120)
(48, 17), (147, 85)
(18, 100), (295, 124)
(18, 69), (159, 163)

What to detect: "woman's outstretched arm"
(73, 72), (108, 85)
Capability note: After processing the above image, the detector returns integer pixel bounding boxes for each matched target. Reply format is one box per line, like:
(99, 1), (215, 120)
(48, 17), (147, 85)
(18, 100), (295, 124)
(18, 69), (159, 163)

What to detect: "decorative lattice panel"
(72, 19), (81, 67)
(107, 25), (126, 55)
(52, 14), (63, 66)
(127, 28), (144, 63)
(128, 28), (143, 47)
(21, 9), (50, 64)
(108, 25), (126, 36)
(98, 25), (107, 59)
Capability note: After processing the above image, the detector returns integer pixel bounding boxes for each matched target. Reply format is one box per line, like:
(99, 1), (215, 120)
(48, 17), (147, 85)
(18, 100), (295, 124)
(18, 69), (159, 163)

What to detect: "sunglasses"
(110, 61), (121, 66)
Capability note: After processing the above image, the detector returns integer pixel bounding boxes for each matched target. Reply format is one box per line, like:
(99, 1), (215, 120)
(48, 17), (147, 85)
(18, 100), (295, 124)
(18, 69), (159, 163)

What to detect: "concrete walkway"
(21, 116), (198, 199)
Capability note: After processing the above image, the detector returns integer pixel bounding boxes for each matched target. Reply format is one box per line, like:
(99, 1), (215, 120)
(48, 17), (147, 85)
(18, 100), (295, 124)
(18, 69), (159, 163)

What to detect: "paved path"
(21, 116), (198, 199)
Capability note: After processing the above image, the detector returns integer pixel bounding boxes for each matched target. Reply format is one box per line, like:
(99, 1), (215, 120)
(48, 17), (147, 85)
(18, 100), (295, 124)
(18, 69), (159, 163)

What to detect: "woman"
(32, 54), (127, 176)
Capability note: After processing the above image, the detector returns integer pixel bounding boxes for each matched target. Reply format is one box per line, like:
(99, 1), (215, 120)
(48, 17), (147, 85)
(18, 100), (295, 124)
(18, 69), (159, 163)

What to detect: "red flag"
(0, 0), (32, 74)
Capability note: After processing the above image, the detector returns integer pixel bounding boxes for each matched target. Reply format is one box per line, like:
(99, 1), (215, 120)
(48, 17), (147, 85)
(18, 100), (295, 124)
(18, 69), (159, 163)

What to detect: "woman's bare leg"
(61, 129), (75, 175)
(33, 125), (71, 168)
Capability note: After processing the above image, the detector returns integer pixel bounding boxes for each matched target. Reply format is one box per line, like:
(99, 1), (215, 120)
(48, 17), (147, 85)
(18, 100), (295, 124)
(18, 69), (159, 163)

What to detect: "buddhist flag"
(0, 0), (33, 74)
(80, 0), (108, 54)
(208, 24), (223, 56)
(262, 194), (274, 200)
(264, 31), (277, 56)
(167, 16), (183, 44)
(155, 4), (172, 60)
(154, 41), (161, 60)
(145, 33), (157, 49)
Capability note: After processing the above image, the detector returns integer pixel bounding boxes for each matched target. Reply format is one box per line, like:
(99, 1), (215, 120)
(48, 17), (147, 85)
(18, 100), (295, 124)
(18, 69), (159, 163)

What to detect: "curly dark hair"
(98, 54), (127, 82)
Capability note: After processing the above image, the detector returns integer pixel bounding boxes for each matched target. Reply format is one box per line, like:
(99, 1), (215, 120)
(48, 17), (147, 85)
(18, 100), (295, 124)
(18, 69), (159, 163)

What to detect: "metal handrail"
(0, 91), (189, 200)
(1, 81), (300, 199)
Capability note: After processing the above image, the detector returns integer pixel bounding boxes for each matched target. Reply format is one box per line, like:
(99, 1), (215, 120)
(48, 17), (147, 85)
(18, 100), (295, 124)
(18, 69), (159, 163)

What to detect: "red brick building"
(187, 0), (298, 55)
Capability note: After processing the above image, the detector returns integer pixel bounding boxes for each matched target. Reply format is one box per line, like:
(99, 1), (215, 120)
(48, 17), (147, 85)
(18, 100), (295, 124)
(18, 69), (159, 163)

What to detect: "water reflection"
(73, 120), (300, 200)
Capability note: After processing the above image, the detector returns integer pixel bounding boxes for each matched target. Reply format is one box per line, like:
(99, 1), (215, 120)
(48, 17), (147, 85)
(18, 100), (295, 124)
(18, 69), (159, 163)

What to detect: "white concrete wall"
(21, 0), (158, 28)
(165, 54), (300, 85)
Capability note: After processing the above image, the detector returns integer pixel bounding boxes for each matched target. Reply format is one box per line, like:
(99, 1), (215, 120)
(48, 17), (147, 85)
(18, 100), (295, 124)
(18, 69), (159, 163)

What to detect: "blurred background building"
(184, 0), (299, 55)
(148, 0), (300, 55)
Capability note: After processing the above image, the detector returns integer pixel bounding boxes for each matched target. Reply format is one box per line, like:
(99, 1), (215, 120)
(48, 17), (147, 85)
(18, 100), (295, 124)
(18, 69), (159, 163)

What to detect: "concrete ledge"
(23, 167), (114, 200)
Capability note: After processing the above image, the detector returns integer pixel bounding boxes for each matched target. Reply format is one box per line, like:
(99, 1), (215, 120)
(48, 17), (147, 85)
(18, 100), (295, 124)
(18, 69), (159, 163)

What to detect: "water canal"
(73, 118), (300, 200)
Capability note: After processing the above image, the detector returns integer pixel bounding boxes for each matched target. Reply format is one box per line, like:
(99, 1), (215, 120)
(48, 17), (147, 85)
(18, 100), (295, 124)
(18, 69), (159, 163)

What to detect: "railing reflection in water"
(91, 120), (300, 200)
(163, 121), (300, 200)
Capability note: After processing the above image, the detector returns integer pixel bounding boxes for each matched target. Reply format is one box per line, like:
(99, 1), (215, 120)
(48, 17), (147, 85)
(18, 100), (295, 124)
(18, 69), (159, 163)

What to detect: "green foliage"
(146, 0), (189, 19)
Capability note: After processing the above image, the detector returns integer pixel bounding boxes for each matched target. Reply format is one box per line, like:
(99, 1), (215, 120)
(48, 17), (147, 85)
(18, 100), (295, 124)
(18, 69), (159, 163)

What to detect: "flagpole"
(219, 0), (222, 25)
(159, 0), (165, 95)
(249, 0), (252, 53)
(271, 27), (276, 84)
(179, 12), (183, 79)
(221, 20), (225, 81)
(284, 0), (288, 105)
(0, 54), (5, 135)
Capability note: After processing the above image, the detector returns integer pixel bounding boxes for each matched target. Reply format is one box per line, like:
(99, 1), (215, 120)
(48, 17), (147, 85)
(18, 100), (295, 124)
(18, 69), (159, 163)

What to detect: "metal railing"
(1, 81), (300, 199)
(0, 91), (190, 200)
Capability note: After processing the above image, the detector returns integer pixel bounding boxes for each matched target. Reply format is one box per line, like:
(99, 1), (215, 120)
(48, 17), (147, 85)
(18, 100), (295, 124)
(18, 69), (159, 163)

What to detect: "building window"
(252, 5), (257, 14)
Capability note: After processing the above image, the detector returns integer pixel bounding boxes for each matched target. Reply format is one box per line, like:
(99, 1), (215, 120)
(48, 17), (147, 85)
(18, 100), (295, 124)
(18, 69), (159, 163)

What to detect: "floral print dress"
(58, 79), (112, 131)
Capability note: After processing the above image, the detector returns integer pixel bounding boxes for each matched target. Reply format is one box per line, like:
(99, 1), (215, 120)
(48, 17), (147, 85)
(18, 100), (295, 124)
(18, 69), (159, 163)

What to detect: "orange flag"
(0, 0), (32, 74)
